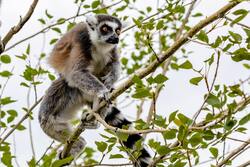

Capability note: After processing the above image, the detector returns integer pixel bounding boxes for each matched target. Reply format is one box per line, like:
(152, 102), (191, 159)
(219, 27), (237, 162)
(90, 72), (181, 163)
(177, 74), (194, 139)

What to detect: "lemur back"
(39, 14), (151, 167)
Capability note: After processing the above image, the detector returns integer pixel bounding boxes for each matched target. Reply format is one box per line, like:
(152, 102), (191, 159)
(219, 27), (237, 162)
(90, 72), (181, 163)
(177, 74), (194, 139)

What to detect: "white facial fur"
(86, 16), (119, 53)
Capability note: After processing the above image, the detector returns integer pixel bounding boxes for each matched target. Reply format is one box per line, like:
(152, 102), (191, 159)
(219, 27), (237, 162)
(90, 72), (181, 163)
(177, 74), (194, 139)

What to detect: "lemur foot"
(81, 112), (100, 129)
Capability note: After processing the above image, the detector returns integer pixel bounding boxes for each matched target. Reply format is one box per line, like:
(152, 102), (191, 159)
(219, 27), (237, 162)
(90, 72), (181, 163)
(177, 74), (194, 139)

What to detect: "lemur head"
(86, 14), (122, 46)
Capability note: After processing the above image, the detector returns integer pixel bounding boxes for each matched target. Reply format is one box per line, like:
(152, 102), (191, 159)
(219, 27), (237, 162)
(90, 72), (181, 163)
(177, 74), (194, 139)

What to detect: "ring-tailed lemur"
(38, 14), (151, 167)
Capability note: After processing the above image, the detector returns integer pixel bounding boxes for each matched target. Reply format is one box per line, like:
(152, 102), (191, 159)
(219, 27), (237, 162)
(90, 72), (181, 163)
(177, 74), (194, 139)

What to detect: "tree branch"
(215, 137), (250, 167)
(238, 160), (250, 167)
(0, 97), (43, 144)
(3, 0), (123, 53)
(0, 0), (39, 54)
(61, 0), (242, 159)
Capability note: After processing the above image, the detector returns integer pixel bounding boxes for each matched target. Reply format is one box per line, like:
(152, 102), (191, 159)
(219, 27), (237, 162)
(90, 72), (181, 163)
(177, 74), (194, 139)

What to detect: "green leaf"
(232, 48), (250, 62)
(121, 57), (128, 66)
(132, 87), (151, 99)
(95, 141), (107, 153)
(229, 31), (242, 43)
(117, 132), (129, 141)
(91, 0), (100, 8)
(179, 60), (193, 69)
(197, 30), (209, 43)
(28, 157), (36, 167)
(189, 77), (203, 86)
(7, 110), (17, 117)
(239, 113), (250, 125)
(0, 55), (11, 64)
(224, 119), (236, 130)
(14, 124), (26, 131)
(154, 74), (168, 84)
(109, 154), (124, 159)
(207, 94), (220, 108)
(212, 36), (222, 48)
(204, 54), (214, 65)
(7, 116), (15, 123)
(0, 97), (16, 105)
(38, 18), (46, 24)
(178, 113), (192, 125)
(26, 44), (30, 54)
(231, 9), (248, 26)
(189, 133), (202, 147)
(153, 115), (166, 127)
(132, 18), (142, 27)
(48, 74), (56, 81)
(50, 38), (58, 45)
(192, 12), (202, 17)
(169, 110), (178, 123)
(163, 129), (176, 140)
(67, 22), (76, 31)
(243, 28), (250, 38)
(57, 18), (66, 24)
(209, 147), (218, 158)
(52, 27), (62, 34)
(156, 145), (170, 156)
(132, 75), (143, 85)
(1, 151), (13, 167)
(52, 157), (73, 167)
(0, 70), (13, 77)
(243, 64), (250, 69)
(156, 20), (164, 30)
(45, 9), (53, 19)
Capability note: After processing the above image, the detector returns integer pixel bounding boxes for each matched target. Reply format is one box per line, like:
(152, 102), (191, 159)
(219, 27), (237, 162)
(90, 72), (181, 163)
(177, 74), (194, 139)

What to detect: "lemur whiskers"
(39, 14), (151, 167)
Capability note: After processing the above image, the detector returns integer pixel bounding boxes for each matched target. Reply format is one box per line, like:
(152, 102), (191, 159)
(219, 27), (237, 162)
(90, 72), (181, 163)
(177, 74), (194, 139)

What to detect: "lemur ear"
(86, 15), (98, 30)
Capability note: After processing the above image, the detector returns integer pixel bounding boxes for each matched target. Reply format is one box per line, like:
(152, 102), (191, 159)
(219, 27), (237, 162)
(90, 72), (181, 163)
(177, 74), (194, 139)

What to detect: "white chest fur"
(88, 44), (114, 74)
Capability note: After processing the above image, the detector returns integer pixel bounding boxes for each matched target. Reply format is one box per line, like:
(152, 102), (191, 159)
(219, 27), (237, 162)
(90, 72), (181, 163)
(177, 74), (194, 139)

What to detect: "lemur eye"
(101, 26), (108, 32)
(116, 28), (121, 35)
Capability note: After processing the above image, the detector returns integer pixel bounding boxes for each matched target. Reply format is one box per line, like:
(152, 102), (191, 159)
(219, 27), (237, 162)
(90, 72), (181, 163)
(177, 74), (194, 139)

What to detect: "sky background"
(0, 0), (250, 166)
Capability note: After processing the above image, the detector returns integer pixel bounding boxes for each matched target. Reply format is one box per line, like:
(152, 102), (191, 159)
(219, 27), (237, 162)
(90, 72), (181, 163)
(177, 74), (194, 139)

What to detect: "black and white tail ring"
(105, 107), (151, 167)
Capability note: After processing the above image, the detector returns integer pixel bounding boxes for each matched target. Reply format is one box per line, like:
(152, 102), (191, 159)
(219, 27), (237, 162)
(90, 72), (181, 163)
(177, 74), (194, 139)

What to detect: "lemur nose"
(107, 35), (119, 44)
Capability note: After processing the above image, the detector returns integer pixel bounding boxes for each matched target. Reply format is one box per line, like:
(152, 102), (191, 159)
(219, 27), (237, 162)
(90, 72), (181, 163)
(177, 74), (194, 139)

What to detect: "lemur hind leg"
(40, 116), (86, 157)
(38, 78), (87, 158)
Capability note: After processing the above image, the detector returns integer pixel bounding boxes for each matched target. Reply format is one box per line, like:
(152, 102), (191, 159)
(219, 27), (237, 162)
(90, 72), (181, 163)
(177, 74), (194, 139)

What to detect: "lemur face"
(86, 14), (122, 45)
(98, 21), (121, 44)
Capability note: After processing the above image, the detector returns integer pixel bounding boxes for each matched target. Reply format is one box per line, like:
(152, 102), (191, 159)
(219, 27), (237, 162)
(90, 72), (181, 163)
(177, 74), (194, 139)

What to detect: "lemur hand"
(101, 72), (114, 91)
(93, 89), (111, 111)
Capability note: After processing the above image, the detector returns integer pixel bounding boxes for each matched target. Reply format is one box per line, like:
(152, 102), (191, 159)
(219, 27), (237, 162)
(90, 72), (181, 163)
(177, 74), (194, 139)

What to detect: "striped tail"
(105, 107), (151, 167)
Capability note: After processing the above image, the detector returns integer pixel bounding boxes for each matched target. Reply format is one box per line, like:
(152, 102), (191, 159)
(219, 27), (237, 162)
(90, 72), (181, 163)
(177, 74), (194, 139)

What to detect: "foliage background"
(0, 0), (250, 166)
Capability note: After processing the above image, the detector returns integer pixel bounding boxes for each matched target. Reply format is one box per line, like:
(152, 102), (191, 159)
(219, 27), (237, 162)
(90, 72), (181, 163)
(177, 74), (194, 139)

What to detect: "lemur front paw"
(81, 112), (100, 129)
(97, 89), (112, 105)
(101, 73), (114, 91)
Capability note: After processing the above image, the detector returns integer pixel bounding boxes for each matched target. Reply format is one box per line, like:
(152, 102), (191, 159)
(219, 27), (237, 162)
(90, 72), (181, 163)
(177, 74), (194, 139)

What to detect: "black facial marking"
(100, 24), (113, 35)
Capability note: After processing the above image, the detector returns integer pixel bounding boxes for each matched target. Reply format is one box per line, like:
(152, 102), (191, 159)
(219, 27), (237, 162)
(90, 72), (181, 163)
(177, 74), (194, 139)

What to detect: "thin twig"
(145, 0), (198, 135)
(191, 51), (221, 125)
(0, 97), (43, 144)
(215, 137), (250, 167)
(237, 160), (250, 167)
(36, 141), (55, 165)
(226, 137), (250, 144)
(12, 133), (21, 167)
(3, 0), (123, 52)
(224, 16), (250, 29)
(0, 0), (39, 54)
